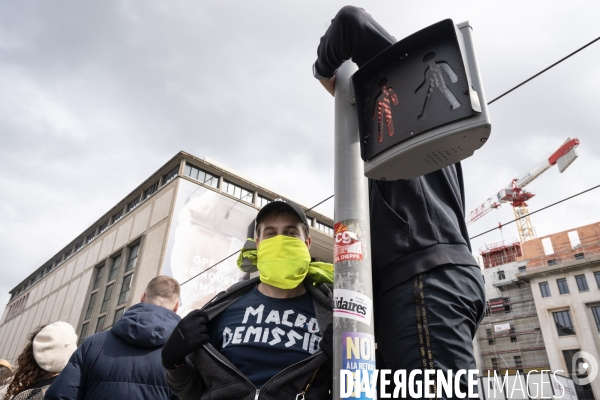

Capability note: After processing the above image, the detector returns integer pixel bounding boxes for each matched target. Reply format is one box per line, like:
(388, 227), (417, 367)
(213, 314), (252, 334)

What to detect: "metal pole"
(333, 61), (377, 399)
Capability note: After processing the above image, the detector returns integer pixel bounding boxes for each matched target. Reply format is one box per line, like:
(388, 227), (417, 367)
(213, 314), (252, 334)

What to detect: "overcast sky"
(2, 0), (599, 310)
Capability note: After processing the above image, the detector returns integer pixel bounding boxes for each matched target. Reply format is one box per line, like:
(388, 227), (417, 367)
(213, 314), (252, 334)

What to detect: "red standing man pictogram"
(372, 78), (399, 143)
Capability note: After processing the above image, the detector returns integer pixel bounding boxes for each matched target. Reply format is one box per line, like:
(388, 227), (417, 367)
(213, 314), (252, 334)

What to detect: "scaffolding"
(477, 282), (550, 374)
(480, 239), (523, 269)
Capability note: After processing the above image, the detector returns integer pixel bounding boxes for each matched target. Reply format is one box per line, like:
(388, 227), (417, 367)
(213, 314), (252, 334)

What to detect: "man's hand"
(319, 75), (336, 97)
(162, 310), (210, 368)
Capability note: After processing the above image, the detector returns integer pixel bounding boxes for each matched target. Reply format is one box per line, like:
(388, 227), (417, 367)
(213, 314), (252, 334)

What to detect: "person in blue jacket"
(44, 276), (181, 400)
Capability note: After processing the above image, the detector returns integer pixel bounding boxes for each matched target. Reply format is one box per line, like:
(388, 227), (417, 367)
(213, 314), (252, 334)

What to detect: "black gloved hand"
(162, 310), (210, 368)
(319, 323), (334, 359)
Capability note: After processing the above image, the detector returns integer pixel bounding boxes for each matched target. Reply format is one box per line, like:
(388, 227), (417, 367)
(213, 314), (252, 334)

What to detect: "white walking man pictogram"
(415, 52), (461, 120)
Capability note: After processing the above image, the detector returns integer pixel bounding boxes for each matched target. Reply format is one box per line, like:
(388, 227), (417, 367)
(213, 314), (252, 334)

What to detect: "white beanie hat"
(32, 322), (77, 373)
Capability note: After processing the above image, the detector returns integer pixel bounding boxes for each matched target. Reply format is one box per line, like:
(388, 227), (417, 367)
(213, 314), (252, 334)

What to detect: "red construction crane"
(467, 137), (580, 242)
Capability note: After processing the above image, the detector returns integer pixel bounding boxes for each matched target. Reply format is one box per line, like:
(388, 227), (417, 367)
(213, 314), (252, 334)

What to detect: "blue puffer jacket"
(44, 303), (181, 400)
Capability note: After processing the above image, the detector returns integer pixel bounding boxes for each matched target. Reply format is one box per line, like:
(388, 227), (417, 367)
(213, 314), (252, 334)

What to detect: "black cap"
(256, 198), (309, 232)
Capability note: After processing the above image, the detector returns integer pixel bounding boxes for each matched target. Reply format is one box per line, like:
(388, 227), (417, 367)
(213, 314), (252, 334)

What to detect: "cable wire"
(487, 35), (600, 105)
(181, 35), (600, 285)
(469, 184), (600, 240)
(180, 195), (335, 286)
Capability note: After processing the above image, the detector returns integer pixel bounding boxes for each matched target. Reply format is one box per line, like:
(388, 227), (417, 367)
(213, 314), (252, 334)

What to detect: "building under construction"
(476, 221), (600, 400)
(477, 254), (550, 376)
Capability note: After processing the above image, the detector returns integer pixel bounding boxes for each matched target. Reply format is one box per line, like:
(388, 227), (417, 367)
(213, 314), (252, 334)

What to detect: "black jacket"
(45, 303), (180, 400)
(165, 277), (333, 400)
(370, 163), (478, 294)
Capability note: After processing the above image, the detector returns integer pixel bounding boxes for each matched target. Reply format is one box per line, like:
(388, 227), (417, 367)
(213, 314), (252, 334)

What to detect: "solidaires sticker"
(334, 289), (373, 326)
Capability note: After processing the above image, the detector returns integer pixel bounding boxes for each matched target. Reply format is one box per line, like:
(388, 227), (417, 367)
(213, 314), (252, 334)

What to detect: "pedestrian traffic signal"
(352, 19), (491, 180)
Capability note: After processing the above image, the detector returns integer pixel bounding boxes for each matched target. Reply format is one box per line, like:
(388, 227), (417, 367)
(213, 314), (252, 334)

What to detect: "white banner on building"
(494, 323), (511, 332)
(162, 179), (257, 316)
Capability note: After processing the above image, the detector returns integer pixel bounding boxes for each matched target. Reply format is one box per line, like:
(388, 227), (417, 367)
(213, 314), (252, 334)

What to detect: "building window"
(118, 273), (134, 305)
(64, 248), (72, 259)
(498, 270), (505, 280)
(184, 163), (219, 188)
(548, 259), (558, 266)
(84, 292), (98, 320)
(491, 358), (499, 371)
(114, 307), (125, 323)
(486, 329), (494, 345)
(126, 196), (140, 213)
(126, 245), (140, 272)
(93, 265), (105, 290)
(557, 278), (570, 294)
(316, 221), (334, 236)
(108, 255), (121, 282)
(143, 182), (159, 200)
(79, 323), (89, 345)
(98, 220), (109, 235)
(85, 231), (96, 245)
(100, 284), (114, 313)
(95, 315), (106, 333)
(563, 349), (595, 400)
(258, 195), (271, 208)
(162, 166), (178, 186)
(575, 275), (589, 292)
(112, 209), (124, 224)
(53, 257), (62, 269)
(223, 180), (253, 203)
(510, 325), (517, 342)
(74, 241), (83, 252)
(514, 355), (523, 370)
(553, 310), (576, 336)
(595, 272), (600, 288)
(306, 216), (313, 227)
(540, 282), (551, 298)
(591, 306), (600, 332)
(574, 253), (585, 260)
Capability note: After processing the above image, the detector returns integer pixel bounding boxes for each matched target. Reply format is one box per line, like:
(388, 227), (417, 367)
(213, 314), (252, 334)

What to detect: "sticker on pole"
(334, 222), (363, 263)
(334, 289), (373, 326)
(341, 332), (377, 399)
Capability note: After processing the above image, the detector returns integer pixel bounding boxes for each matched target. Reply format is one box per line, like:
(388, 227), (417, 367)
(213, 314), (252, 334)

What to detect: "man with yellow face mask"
(162, 199), (334, 400)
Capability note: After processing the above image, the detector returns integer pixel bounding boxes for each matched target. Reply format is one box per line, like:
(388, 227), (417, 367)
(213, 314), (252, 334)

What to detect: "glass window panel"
(85, 292), (98, 320)
(95, 315), (106, 333)
(539, 282), (551, 298)
(75, 241), (83, 252)
(79, 323), (89, 344)
(64, 248), (72, 259)
(114, 307), (125, 323)
(144, 182), (159, 199)
(595, 272), (600, 288)
(592, 306), (600, 332)
(575, 275), (589, 292)
(100, 283), (114, 313)
(99, 220), (109, 234)
(162, 166), (178, 186)
(126, 245), (139, 272)
(258, 195), (271, 208)
(126, 196), (140, 212)
(557, 278), (570, 294)
(553, 310), (575, 336)
(118, 274), (133, 305)
(112, 210), (124, 224)
(184, 164), (192, 176)
(108, 255), (121, 281)
(93, 265), (105, 290)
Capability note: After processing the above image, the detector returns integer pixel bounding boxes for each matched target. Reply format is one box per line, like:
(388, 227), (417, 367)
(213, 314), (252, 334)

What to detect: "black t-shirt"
(209, 285), (322, 388)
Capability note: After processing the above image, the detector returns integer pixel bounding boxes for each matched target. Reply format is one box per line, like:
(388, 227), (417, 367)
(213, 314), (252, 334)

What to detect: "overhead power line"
(180, 195), (335, 287)
(487, 35), (600, 105)
(469, 184), (600, 240)
(181, 35), (600, 286)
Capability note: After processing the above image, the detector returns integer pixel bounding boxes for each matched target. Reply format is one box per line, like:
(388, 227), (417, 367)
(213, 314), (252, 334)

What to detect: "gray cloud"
(1, 0), (599, 311)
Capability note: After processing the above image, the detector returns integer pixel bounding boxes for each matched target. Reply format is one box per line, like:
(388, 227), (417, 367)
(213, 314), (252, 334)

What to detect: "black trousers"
(316, 7), (486, 398)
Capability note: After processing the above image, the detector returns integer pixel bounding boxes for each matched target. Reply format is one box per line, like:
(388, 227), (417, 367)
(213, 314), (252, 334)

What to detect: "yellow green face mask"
(256, 235), (312, 289)
(236, 236), (334, 288)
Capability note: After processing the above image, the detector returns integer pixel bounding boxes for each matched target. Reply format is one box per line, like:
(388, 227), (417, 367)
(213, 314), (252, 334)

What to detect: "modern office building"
(475, 222), (600, 399)
(0, 152), (335, 366)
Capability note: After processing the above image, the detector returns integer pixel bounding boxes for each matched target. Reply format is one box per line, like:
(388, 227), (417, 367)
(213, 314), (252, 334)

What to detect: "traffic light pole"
(333, 61), (377, 399)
